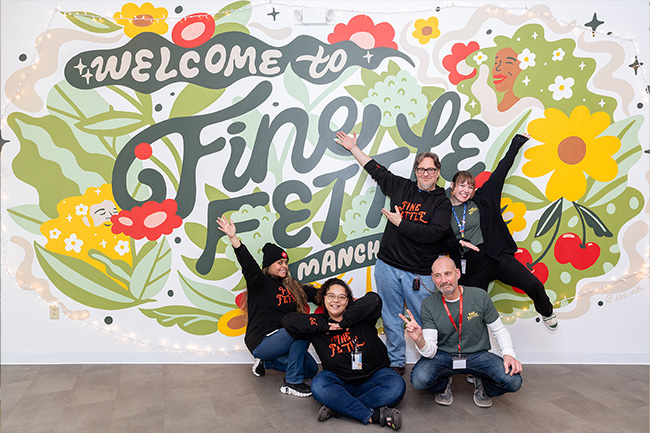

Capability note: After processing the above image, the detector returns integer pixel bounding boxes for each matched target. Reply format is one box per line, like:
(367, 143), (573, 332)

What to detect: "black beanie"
(262, 243), (288, 268)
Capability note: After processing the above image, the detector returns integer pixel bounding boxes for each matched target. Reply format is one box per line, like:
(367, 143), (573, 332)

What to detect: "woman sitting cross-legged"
(282, 278), (405, 430)
(217, 216), (318, 397)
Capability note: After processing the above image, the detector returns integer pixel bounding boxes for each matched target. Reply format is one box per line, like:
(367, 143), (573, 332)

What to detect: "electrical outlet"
(49, 304), (60, 319)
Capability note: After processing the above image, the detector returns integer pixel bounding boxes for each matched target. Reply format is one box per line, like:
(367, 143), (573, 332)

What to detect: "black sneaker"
(317, 405), (341, 422)
(379, 406), (401, 430)
(252, 359), (265, 377)
(280, 379), (312, 397)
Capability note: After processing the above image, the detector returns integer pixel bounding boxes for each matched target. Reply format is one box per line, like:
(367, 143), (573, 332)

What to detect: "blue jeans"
(251, 328), (318, 384)
(311, 368), (405, 424)
(374, 259), (434, 367)
(411, 350), (522, 397)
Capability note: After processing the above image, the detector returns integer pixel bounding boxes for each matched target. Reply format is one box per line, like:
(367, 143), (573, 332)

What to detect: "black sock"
(371, 409), (381, 424)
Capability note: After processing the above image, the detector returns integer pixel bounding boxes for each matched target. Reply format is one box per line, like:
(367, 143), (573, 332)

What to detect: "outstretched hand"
(399, 309), (423, 343)
(216, 216), (241, 248)
(381, 205), (403, 227)
(459, 239), (480, 252)
(335, 131), (357, 151)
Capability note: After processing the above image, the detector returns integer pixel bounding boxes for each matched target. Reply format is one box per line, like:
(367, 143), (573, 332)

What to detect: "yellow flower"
(523, 106), (620, 201)
(114, 2), (168, 38)
(500, 197), (527, 235)
(412, 16), (440, 44)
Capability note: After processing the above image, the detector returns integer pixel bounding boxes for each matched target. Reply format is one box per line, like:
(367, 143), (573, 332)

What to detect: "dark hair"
(261, 267), (309, 314)
(413, 152), (441, 172)
(316, 278), (353, 306)
(451, 170), (476, 192)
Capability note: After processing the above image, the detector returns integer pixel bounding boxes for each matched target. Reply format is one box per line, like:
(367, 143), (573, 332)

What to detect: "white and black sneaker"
(252, 359), (265, 377)
(280, 379), (312, 397)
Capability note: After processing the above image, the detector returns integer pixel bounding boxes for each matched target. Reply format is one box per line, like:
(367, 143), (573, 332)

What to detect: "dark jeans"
(459, 247), (553, 317)
(411, 350), (522, 397)
(251, 328), (318, 383)
(311, 368), (406, 424)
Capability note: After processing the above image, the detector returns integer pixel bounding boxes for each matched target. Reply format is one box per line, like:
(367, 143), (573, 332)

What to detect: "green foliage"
(62, 11), (122, 33)
(140, 306), (221, 335)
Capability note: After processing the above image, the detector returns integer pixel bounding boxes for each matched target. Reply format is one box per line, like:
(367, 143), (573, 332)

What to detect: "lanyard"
(452, 203), (467, 238)
(441, 289), (463, 354)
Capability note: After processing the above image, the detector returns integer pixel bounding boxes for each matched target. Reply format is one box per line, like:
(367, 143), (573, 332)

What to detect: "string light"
(1, 2), (648, 352)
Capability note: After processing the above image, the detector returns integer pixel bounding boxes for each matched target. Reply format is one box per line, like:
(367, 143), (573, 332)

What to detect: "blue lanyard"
(452, 203), (466, 238)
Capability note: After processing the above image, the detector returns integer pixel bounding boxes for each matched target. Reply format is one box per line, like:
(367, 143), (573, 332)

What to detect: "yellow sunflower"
(523, 106), (620, 202)
(114, 2), (168, 38)
(412, 16), (440, 44)
(500, 197), (527, 235)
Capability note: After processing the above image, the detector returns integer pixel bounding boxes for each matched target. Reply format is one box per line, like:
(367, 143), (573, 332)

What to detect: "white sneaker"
(542, 313), (558, 331)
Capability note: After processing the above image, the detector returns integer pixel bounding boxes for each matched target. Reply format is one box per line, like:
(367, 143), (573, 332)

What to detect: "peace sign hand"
(399, 309), (423, 343)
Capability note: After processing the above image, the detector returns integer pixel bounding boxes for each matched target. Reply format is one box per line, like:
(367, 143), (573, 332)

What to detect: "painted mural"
(2, 2), (647, 351)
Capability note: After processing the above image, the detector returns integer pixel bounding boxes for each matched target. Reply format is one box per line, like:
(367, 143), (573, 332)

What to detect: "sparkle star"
(73, 58), (86, 74)
(268, 7), (279, 21)
(584, 13), (604, 36)
(629, 56), (643, 76)
(0, 130), (8, 154)
(578, 61), (586, 71)
(66, 214), (73, 222)
(100, 239), (107, 248)
(522, 76), (531, 86)
(363, 51), (374, 63)
(95, 188), (101, 195)
(469, 100), (477, 108)
(531, 32), (538, 40)
(598, 99), (605, 107)
(81, 69), (93, 85)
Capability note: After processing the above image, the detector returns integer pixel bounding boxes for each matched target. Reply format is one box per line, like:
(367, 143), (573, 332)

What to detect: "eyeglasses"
(415, 167), (438, 175)
(325, 294), (348, 301)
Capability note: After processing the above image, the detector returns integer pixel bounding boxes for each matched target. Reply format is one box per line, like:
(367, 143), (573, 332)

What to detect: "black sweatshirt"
(282, 292), (390, 384)
(234, 243), (317, 353)
(365, 159), (452, 274)
(443, 134), (529, 259)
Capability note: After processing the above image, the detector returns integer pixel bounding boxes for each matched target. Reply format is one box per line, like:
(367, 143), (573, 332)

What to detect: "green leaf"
(76, 111), (149, 137)
(502, 176), (548, 210)
(7, 205), (49, 235)
(140, 306), (220, 335)
(345, 84), (370, 102)
(34, 242), (151, 310)
(130, 238), (172, 300)
(534, 199), (563, 238)
(169, 84), (225, 118)
(360, 68), (381, 89)
(178, 271), (236, 311)
(88, 249), (132, 286)
(185, 222), (208, 249)
(62, 11), (122, 33)
(214, 1), (252, 23)
(181, 255), (240, 280)
(135, 92), (153, 116)
(214, 22), (250, 36)
(284, 65), (310, 108)
(8, 113), (81, 218)
(573, 203), (613, 238)
(421, 86), (445, 104)
(386, 60), (401, 76)
(205, 184), (231, 202)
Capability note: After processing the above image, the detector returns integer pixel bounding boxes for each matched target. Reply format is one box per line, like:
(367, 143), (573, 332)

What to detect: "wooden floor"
(1, 363), (648, 433)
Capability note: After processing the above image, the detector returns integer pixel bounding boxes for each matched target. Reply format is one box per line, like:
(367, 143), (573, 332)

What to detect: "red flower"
(328, 15), (397, 49)
(111, 199), (182, 241)
(172, 13), (215, 48)
(442, 41), (479, 85)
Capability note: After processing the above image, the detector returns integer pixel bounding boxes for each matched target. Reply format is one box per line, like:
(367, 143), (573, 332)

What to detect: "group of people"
(215, 130), (557, 430)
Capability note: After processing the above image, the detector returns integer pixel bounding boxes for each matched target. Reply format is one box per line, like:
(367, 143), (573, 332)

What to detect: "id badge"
(460, 259), (467, 275)
(452, 355), (466, 370)
(351, 350), (362, 370)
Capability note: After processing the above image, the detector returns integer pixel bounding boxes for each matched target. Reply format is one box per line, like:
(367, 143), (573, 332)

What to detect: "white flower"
(473, 51), (488, 65)
(114, 240), (130, 256)
(75, 203), (89, 216)
(64, 233), (84, 253)
(552, 48), (565, 62)
(517, 48), (536, 70)
(49, 228), (62, 239)
(548, 75), (575, 100)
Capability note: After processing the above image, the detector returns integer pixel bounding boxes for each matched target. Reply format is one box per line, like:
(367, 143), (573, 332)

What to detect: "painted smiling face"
(492, 47), (521, 93)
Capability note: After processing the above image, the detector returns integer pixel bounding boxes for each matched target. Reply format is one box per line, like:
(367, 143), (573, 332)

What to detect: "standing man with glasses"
(335, 131), (451, 376)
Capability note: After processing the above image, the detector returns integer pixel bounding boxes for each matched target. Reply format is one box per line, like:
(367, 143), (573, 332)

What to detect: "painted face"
(89, 200), (118, 227)
(415, 157), (440, 191)
(451, 181), (475, 205)
(268, 258), (288, 279)
(492, 47), (521, 92)
(324, 284), (349, 319)
(432, 258), (461, 298)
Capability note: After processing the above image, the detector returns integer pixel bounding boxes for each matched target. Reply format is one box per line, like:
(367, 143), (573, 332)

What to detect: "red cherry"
(235, 291), (247, 309)
(512, 248), (548, 294)
(134, 142), (152, 160)
(474, 171), (491, 189)
(554, 233), (600, 270)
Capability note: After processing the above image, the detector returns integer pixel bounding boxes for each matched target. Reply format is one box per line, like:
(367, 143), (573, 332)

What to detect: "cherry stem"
(531, 198), (563, 266)
(572, 201), (588, 247)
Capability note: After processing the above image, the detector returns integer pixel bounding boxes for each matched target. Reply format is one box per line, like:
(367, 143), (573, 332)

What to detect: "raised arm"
(217, 216), (241, 248)
(335, 131), (372, 167)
